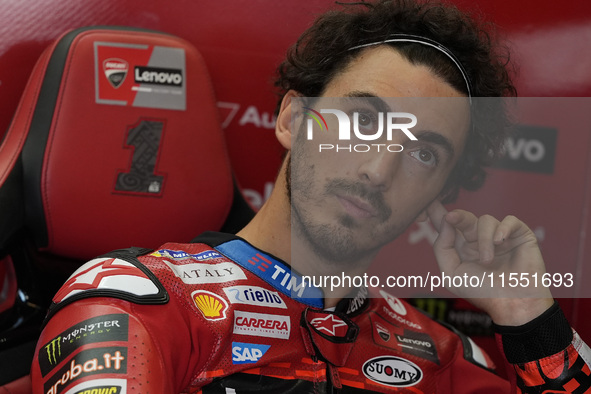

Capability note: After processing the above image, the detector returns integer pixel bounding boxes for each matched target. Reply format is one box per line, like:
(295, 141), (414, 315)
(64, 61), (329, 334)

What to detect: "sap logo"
(362, 356), (423, 387)
(231, 342), (270, 364)
(223, 285), (287, 309)
(493, 125), (557, 174)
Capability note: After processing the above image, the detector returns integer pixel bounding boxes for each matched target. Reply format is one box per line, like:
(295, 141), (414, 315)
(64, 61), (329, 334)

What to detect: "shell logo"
(192, 290), (229, 321)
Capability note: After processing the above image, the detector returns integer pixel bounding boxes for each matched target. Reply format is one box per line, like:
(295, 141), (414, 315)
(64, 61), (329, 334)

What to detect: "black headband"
(348, 34), (473, 103)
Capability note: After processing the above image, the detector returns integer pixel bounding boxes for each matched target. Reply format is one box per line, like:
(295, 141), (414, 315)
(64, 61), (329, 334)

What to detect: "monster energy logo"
(45, 336), (62, 365)
(38, 314), (129, 377)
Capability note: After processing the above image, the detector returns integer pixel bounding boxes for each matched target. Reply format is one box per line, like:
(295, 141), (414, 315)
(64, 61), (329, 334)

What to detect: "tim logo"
(247, 253), (274, 273)
(493, 125), (557, 174)
(103, 58), (128, 88)
(304, 107), (417, 153)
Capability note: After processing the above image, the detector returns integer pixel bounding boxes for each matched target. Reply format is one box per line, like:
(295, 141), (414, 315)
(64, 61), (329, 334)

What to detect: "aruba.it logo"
(303, 107), (418, 153)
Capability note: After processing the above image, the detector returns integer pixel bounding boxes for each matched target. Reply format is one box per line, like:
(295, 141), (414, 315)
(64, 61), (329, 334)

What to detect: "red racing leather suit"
(31, 232), (591, 393)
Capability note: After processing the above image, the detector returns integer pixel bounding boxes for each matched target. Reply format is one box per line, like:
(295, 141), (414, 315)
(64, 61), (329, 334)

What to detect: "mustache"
(324, 179), (392, 221)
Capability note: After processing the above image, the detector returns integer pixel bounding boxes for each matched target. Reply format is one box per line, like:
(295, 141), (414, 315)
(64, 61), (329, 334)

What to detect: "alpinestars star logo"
(310, 314), (349, 337)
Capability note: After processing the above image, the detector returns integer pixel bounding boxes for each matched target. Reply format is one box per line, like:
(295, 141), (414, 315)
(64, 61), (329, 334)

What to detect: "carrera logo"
(310, 314), (349, 337)
(162, 260), (246, 284)
(362, 356), (423, 387)
(192, 290), (228, 320)
(103, 58), (128, 88)
(233, 311), (290, 340)
(223, 285), (287, 309)
(134, 66), (183, 86)
(231, 342), (270, 364)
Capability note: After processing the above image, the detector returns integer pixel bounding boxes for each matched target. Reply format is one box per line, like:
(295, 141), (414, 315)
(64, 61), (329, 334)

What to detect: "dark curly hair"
(275, 0), (517, 202)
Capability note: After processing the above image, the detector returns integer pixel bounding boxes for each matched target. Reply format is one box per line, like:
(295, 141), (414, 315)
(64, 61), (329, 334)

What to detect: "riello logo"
(304, 107), (418, 153)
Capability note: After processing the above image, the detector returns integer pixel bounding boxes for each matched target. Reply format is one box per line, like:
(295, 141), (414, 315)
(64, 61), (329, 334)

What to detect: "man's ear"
(276, 90), (302, 150)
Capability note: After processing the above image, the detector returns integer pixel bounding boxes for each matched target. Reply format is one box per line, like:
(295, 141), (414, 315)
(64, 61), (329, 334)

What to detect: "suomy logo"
(304, 108), (418, 153)
(362, 356), (423, 387)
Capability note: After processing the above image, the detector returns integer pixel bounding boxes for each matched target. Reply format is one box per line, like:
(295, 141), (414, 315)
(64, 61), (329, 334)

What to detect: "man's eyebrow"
(411, 130), (455, 157)
(344, 91), (391, 114)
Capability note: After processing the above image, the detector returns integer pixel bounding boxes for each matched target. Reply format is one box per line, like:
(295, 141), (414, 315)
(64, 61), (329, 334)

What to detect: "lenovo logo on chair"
(94, 42), (186, 110)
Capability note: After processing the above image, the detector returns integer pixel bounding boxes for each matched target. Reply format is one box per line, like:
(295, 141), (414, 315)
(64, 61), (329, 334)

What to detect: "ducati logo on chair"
(103, 58), (129, 88)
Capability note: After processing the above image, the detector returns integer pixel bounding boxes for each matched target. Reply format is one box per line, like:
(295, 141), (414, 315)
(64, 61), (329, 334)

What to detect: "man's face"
(289, 46), (471, 265)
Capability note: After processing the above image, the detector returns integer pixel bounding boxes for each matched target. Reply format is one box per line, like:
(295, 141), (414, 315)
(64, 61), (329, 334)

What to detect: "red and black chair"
(0, 26), (253, 391)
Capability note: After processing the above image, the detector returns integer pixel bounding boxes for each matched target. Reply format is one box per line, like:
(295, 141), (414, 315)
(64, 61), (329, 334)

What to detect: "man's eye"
(358, 113), (372, 126)
(353, 111), (378, 132)
(410, 149), (438, 166)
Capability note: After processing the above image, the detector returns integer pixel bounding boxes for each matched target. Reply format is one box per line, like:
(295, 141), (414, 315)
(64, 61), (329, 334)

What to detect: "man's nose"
(357, 148), (402, 190)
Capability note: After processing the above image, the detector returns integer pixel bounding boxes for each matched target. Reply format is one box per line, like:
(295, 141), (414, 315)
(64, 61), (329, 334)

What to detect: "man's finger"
(477, 215), (500, 263)
(432, 216), (462, 273)
(426, 199), (448, 232)
(445, 209), (479, 243)
(494, 215), (533, 244)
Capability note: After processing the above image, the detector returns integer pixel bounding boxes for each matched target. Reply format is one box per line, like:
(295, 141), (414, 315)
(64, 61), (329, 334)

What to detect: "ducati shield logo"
(103, 58), (129, 88)
(362, 356), (423, 387)
(375, 322), (391, 342)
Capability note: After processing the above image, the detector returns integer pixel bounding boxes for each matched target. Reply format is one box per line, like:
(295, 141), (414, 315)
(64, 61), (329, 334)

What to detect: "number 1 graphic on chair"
(114, 118), (167, 196)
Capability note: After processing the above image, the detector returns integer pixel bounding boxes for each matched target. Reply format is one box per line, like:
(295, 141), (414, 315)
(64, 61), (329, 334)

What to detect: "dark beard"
(287, 145), (394, 265)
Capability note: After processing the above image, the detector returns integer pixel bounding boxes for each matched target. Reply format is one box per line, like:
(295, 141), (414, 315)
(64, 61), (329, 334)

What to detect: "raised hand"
(426, 200), (554, 326)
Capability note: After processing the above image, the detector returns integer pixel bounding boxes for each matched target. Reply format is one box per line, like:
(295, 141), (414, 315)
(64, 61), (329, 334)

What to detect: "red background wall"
(1, 0), (590, 376)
